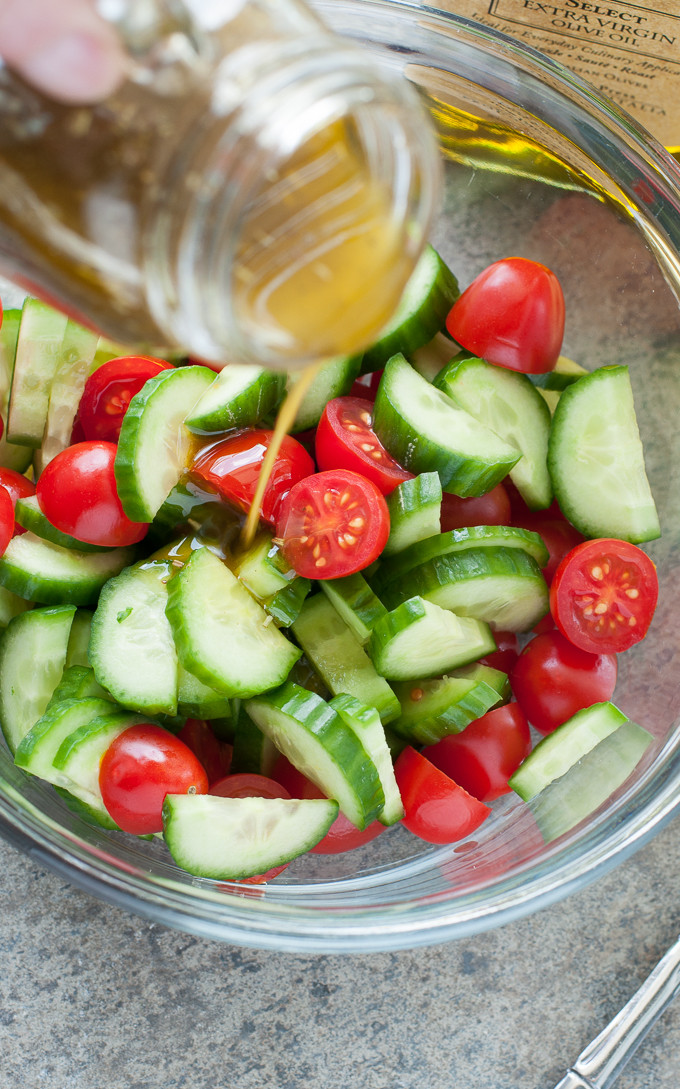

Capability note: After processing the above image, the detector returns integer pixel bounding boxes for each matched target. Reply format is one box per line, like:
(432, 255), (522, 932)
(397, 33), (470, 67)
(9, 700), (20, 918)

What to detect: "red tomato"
(192, 429), (314, 526)
(440, 483), (511, 531)
(79, 356), (174, 443)
(177, 719), (232, 787)
(349, 370), (383, 401)
(510, 630), (618, 735)
(273, 755), (385, 853)
(99, 723), (209, 834)
(446, 257), (565, 374)
(276, 468), (390, 579)
(424, 704), (532, 802)
(209, 773), (291, 800)
(0, 467), (35, 535)
(315, 396), (412, 495)
(550, 538), (658, 655)
(478, 629), (519, 674)
(0, 485), (15, 556)
(35, 441), (149, 548)
(394, 746), (490, 844)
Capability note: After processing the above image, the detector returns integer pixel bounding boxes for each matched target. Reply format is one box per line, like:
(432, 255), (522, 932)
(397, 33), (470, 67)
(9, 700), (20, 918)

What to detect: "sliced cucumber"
(361, 246), (459, 373)
(177, 662), (233, 719)
(234, 534), (296, 600)
(530, 355), (588, 390)
(184, 364), (285, 434)
(48, 664), (111, 706)
(39, 320), (99, 467)
(246, 682), (384, 829)
(509, 701), (629, 801)
(328, 694), (403, 825)
(89, 560), (179, 716)
(65, 608), (94, 668)
(410, 331), (459, 383)
(14, 696), (115, 785)
(319, 572), (387, 646)
(368, 598), (495, 681)
(390, 666), (506, 745)
(435, 355), (552, 509)
(0, 604), (75, 753)
(373, 354), (520, 496)
(548, 365), (660, 543)
(528, 719), (652, 842)
(53, 709), (149, 820)
(285, 355), (361, 431)
(264, 577), (311, 627)
(115, 365), (214, 522)
(291, 594), (400, 724)
(231, 706), (279, 777)
(0, 585), (32, 628)
(162, 793), (338, 879)
(7, 299), (68, 446)
(0, 533), (135, 606)
(15, 495), (111, 553)
(383, 472), (442, 557)
(382, 546), (549, 631)
(166, 546), (301, 699)
(373, 524), (549, 592)
(0, 309), (32, 473)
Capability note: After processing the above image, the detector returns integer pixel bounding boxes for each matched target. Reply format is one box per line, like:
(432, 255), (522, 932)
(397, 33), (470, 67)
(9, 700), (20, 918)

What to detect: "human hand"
(0, 0), (126, 103)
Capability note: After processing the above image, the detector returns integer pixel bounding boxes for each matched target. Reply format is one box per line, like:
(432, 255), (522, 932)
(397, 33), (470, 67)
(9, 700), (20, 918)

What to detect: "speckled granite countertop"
(1, 819), (679, 1089)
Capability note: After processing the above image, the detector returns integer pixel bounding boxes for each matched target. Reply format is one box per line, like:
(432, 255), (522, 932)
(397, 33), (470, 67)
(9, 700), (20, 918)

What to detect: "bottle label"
(432, 1), (680, 147)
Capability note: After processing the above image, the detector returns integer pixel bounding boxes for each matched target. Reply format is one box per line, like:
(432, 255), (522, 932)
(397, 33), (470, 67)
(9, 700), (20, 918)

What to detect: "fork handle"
(554, 932), (680, 1089)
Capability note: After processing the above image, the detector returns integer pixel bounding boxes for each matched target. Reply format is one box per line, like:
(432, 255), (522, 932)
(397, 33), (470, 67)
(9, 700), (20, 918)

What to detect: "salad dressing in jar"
(0, 0), (439, 370)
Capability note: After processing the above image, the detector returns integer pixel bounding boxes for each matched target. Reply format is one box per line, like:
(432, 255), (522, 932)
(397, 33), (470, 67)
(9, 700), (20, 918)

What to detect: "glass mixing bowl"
(1, 0), (680, 952)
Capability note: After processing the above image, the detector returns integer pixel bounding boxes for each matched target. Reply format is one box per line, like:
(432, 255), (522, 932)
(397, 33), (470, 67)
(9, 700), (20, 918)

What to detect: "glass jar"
(0, 0), (440, 368)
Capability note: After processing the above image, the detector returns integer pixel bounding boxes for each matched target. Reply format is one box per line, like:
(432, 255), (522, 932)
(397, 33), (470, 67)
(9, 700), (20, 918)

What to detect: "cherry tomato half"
(315, 396), (413, 495)
(446, 257), (565, 374)
(273, 755), (385, 853)
(0, 485), (15, 556)
(177, 718), (233, 787)
(0, 467), (35, 535)
(424, 703), (531, 803)
(478, 629), (519, 674)
(276, 468), (390, 579)
(394, 746), (490, 844)
(510, 630), (618, 735)
(35, 441), (149, 548)
(79, 356), (174, 443)
(440, 483), (511, 532)
(191, 429), (314, 526)
(99, 723), (209, 835)
(550, 538), (658, 655)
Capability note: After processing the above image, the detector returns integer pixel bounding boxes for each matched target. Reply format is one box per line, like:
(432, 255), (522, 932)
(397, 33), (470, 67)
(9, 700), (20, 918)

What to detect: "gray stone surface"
(1, 818), (679, 1089)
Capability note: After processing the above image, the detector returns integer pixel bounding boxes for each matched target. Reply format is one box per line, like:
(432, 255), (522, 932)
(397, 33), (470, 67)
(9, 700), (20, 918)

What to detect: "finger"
(0, 0), (126, 103)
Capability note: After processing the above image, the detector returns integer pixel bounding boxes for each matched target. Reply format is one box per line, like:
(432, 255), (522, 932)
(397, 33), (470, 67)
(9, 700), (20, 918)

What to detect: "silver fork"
(552, 932), (680, 1089)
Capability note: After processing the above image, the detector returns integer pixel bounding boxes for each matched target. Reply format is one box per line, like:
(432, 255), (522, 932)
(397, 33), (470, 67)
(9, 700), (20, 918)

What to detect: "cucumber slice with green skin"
(509, 700), (630, 801)
(319, 572), (387, 646)
(246, 682), (385, 829)
(39, 320), (99, 468)
(530, 355), (588, 390)
(53, 709), (149, 818)
(435, 355), (552, 510)
(0, 585), (31, 628)
(390, 667), (507, 745)
(184, 364), (285, 434)
(328, 694), (403, 825)
(454, 662), (511, 702)
(15, 495), (111, 553)
(162, 793), (339, 879)
(89, 560), (179, 716)
(548, 365), (660, 543)
(7, 299), (68, 446)
(368, 598), (496, 681)
(361, 246), (459, 374)
(291, 594), (400, 724)
(383, 472), (442, 557)
(177, 662), (233, 720)
(373, 524), (549, 593)
(234, 534), (296, 600)
(410, 331), (459, 384)
(54, 785), (120, 831)
(115, 365), (214, 522)
(0, 310), (32, 473)
(373, 354), (520, 497)
(264, 577), (311, 627)
(14, 696), (115, 784)
(48, 665), (112, 706)
(0, 533), (135, 606)
(166, 546), (301, 699)
(231, 706), (279, 777)
(0, 604), (75, 753)
(528, 719), (652, 843)
(65, 609), (94, 668)
(382, 546), (549, 632)
(285, 355), (362, 432)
